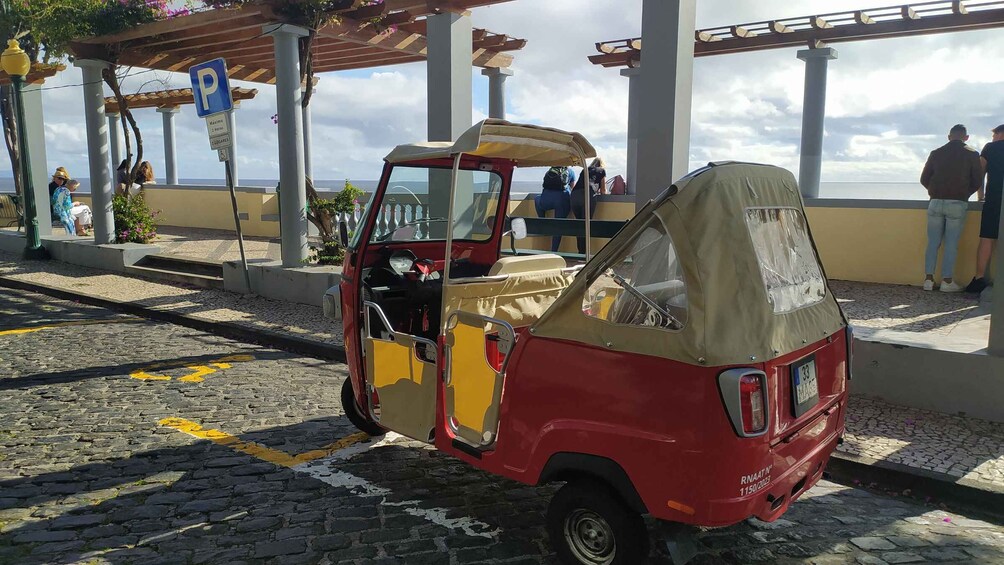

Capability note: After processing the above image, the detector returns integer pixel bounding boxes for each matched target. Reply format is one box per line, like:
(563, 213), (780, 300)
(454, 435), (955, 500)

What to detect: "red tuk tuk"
(327, 120), (849, 564)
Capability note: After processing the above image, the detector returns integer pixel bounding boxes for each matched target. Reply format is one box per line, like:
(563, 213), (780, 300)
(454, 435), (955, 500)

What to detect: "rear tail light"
(740, 374), (766, 433)
(718, 369), (770, 438)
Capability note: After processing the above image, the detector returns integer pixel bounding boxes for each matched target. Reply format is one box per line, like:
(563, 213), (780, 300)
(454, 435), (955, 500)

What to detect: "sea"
(0, 178), (930, 201)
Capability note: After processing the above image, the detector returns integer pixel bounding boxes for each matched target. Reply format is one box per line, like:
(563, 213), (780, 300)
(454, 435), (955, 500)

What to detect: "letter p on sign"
(189, 58), (233, 118)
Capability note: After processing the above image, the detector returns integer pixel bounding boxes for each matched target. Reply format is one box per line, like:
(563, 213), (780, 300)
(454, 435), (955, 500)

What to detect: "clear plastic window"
(367, 166), (503, 244)
(582, 214), (687, 330)
(744, 208), (825, 313)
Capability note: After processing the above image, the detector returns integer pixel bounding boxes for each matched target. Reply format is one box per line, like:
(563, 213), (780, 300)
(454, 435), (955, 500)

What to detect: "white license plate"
(794, 360), (818, 405)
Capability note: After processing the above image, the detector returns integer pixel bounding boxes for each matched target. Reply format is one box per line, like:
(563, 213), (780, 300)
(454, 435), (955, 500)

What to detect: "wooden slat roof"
(0, 63), (65, 86)
(70, 0), (525, 85)
(591, 0), (1004, 68)
(103, 87), (258, 114)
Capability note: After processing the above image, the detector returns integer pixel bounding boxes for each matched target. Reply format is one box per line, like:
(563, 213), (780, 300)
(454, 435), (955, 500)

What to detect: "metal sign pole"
(224, 154), (251, 294)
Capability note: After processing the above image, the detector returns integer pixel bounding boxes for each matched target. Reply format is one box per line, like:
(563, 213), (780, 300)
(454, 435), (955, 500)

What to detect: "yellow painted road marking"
(131, 354), (255, 383)
(158, 417), (370, 467)
(0, 318), (143, 336)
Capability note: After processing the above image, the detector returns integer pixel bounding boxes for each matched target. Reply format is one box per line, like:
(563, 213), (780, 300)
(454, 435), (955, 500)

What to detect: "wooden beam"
(382, 11), (415, 26)
(953, 1), (968, 15)
(76, 7), (262, 45)
(152, 27), (266, 55)
(809, 16), (833, 29)
(768, 21), (793, 34)
(474, 49), (513, 68)
(855, 11), (875, 25)
(315, 55), (425, 72)
(139, 16), (265, 49)
(730, 26), (756, 38)
(696, 31), (720, 42)
(902, 7), (920, 20)
(474, 35), (508, 49)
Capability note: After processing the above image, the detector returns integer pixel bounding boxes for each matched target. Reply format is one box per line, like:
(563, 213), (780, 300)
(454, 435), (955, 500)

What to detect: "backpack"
(542, 167), (568, 191)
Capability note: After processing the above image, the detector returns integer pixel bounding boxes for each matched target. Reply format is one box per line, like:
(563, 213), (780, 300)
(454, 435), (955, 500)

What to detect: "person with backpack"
(534, 166), (572, 251)
(571, 157), (607, 255)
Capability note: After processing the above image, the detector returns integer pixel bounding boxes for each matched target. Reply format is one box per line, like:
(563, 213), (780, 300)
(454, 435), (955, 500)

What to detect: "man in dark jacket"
(920, 124), (982, 292)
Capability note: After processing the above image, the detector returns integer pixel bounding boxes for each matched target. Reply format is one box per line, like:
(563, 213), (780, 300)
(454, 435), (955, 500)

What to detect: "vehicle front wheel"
(340, 378), (384, 436)
(547, 478), (649, 565)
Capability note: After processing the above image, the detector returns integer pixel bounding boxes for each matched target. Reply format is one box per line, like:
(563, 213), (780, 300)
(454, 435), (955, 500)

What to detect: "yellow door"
(444, 310), (515, 448)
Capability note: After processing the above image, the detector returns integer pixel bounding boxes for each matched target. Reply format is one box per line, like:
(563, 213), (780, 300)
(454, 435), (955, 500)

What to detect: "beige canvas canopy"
(384, 119), (596, 167)
(531, 162), (847, 367)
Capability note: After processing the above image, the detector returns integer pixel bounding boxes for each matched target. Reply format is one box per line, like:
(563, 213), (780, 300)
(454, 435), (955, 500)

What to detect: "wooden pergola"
(0, 63), (65, 85)
(103, 87), (259, 114)
(591, 0), (1004, 67)
(70, 0), (526, 84)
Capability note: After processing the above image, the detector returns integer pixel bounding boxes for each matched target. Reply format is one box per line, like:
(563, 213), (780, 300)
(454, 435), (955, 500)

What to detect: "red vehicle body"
(328, 120), (849, 563)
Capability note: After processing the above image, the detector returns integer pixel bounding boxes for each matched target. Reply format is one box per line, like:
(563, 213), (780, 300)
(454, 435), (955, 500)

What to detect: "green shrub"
(113, 194), (159, 244)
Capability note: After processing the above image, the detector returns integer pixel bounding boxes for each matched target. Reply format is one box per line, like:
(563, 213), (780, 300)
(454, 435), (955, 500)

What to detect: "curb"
(0, 276), (346, 364)
(828, 451), (1004, 519)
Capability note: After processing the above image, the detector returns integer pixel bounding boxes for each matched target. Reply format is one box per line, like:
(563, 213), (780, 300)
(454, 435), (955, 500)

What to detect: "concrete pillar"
(74, 59), (114, 245)
(265, 23), (309, 267)
(157, 106), (180, 185)
(990, 206), (1004, 356)
(21, 83), (52, 235)
(481, 67), (513, 120)
(301, 91), (312, 180)
(106, 111), (122, 180)
(427, 12), (473, 141)
(797, 47), (838, 199)
(227, 103), (239, 186)
(635, 0), (696, 211)
(621, 66), (642, 196)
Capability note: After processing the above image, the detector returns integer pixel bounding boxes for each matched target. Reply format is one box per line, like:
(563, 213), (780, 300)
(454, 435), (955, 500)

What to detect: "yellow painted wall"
(805, 207), (984, 286)
(143, 189), (278, 238)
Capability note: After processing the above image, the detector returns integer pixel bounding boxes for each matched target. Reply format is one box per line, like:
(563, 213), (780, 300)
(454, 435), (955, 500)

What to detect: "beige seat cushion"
(488, 254), (566, 276)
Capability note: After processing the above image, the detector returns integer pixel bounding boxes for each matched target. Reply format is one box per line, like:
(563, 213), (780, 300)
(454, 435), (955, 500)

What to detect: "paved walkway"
(0, 250), (1001, 498)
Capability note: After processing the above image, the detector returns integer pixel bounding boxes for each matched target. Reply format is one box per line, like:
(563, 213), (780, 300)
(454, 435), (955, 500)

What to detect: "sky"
(18, 0), (1004, 187)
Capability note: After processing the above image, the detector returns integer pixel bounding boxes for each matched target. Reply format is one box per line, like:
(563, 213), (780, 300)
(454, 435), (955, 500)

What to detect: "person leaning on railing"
(919, 124), (982, 293)
(967, 123), (1004, 294)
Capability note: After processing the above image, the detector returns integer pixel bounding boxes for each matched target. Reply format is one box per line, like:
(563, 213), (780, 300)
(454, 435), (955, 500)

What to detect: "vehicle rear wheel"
(341, 378), (384, 436)
(547, 478), (649, 565)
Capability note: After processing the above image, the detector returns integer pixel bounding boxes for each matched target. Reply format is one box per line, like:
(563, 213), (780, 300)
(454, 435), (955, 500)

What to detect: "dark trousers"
(570, 191), (597, 254)
(534, 189), (570, 251)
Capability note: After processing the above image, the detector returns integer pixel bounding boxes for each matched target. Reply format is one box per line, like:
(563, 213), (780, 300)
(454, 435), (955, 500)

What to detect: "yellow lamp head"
(2, 39), (31, 78)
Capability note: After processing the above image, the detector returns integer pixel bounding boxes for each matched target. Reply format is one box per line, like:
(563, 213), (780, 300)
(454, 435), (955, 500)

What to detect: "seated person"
(52, 179), (92, 236)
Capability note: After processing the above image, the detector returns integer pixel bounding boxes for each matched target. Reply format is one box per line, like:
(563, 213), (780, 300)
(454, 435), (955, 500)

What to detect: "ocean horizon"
(0, 178), (936, 201)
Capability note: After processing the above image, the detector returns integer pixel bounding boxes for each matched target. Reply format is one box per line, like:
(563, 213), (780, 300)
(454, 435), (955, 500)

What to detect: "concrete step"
(124, 264), (224, 289)
(134, 254), (225, 278)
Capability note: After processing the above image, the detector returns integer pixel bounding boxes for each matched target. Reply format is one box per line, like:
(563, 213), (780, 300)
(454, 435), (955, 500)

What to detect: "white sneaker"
(940, 280), (963, 293)
(923, 280), (934, 291)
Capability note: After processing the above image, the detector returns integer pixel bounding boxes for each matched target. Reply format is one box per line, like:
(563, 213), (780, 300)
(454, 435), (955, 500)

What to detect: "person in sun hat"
(48, 167), (70, 221)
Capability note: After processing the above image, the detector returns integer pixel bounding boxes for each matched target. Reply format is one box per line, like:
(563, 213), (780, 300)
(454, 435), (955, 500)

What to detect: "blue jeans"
(534, 189), (570, 251)
(925, 199), (968, 279)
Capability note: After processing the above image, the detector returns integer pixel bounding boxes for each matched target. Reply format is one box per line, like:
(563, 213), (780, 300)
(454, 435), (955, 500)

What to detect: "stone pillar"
(75, 59), (114, 245)
(621, 66), (642, 196)
(990, 205), (1004, 356)
(157, 106), (180, 185)
(227, 103), (239, 186)
(265, 23), (309, 267)
(301, 91), (313, 180)
(21, 83), (52, 235)
(797, 47), (838, 200)
(106, 113), (123, 191)
(427, 12), (473, 141)
(481, 67), (513, 120)
(635, 0), (696, 211)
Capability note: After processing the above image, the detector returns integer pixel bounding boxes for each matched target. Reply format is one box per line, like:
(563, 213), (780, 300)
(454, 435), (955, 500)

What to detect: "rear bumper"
(661, 402), (844, 527)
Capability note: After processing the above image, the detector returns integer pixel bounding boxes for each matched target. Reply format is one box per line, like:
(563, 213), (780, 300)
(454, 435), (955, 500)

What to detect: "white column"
(481, 67), (513, 120)
(74, 59), (114, 245)
(157, 106), (180, 185)
(621, 66), (642, 196)
(265, 23), (309, 267)
(21, 82), (51, 235)
(227, 103), (239, 186)
(301, 90), (313, 180)
(797, 47), (838, 199)
(107, 112), (122, 181)
(635, 0), (696, 211)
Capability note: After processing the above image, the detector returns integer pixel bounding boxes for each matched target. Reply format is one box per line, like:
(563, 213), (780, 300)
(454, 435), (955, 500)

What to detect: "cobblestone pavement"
(2, 288), (1003, 565)
(829, 281), (982, 336)
(0, 249), (342, 347)
(839, 397), (1004, 488)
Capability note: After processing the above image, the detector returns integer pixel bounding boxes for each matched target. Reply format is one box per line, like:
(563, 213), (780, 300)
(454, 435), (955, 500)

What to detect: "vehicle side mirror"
(338, 221), (349, 248)
(510, 217), (527, 240)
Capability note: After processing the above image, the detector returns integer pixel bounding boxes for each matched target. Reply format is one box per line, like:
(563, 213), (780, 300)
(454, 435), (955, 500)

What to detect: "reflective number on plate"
(794, 360), (818, 405)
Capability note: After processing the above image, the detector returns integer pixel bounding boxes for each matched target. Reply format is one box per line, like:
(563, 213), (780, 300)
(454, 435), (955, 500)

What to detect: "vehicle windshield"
(350, 165), (504, 247)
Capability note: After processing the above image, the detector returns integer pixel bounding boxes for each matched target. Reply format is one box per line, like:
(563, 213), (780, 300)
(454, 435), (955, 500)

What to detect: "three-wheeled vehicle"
(326, 119), (850, 564)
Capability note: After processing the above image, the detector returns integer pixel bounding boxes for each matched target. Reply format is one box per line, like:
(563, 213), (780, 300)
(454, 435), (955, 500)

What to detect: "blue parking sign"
(189, 58), (233, 117)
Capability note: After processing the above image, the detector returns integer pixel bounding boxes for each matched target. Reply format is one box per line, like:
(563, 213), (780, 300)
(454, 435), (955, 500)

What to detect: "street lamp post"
(2, 39), (47, 260)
